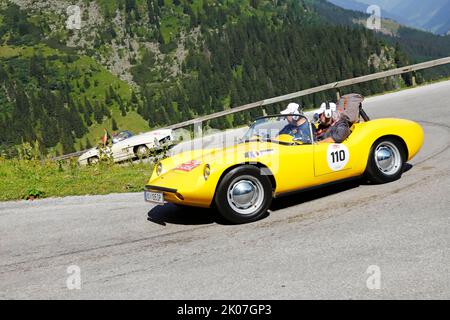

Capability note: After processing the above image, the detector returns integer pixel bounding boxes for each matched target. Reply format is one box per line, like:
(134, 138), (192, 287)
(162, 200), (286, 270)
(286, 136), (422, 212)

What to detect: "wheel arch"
(87, 155), (99, 165)
(133, 144), (149, 155)
(371, 134), (408, 159)
(363, 134), (408, 174)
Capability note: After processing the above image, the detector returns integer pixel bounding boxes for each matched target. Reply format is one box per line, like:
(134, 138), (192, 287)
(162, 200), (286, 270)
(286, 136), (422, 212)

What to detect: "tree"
(85, 137), (93, 149)
(93, 102), (104, 124)
(131, 91), (138, 104)
(394, 42), (413, 86)
(60, 127), (75, 154)
(84, 97), (93, 114)
(125, 0), (137, 13)
(112, 118), (118, 131)
(83, 77), (90, 89)
(83, 113), (92, 127)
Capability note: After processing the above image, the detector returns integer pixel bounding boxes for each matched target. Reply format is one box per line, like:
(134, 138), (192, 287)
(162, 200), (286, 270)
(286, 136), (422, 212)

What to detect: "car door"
(111, 140), (133, 161)
(272, 121), (316, 195)
(274, 143), (316, 194)
(313, 136), (356, 182)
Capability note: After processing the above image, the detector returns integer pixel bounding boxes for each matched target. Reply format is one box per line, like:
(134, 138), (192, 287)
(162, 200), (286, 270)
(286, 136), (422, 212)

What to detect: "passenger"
(279, 103), (311, 143)
(314, 102), (338, 136)
(314, 101), (351, 143)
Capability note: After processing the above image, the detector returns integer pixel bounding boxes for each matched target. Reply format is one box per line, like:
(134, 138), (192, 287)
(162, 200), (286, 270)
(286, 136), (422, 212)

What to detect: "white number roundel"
(327, 144), (350, 171)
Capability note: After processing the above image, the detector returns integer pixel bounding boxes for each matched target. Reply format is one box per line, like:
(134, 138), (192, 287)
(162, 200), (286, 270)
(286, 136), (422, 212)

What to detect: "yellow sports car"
(144, 109), (424, 224)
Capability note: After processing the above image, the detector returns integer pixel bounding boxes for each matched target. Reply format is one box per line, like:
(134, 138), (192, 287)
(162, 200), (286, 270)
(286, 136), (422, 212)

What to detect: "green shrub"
(24, 187), (44, 200)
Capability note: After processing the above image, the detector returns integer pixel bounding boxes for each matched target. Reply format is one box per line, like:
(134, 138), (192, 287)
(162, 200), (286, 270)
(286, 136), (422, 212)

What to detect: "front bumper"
(145, 168), (216, 208)
(144, 185), (183, 204)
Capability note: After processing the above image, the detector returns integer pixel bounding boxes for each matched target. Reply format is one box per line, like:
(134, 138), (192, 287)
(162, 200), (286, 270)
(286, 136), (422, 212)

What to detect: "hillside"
(0, 0), (445, 156)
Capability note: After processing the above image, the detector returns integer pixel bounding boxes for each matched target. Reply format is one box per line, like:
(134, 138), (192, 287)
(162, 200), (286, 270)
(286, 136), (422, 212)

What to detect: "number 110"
(331, 150), (346, 163)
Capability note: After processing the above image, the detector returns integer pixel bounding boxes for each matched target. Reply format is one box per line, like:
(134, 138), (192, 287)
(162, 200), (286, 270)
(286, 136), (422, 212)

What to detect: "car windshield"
(112, 131), (133, 144)
(242, 115), (312, 145)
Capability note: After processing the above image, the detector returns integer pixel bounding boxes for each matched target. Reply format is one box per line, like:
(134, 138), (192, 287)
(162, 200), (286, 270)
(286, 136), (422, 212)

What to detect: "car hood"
(115, 130), (171, 147)
(155, 140), (281, 174)
(146, 140), (282, 200)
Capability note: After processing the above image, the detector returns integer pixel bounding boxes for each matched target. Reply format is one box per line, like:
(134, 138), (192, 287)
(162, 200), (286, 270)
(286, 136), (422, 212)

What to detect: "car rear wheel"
(365, 137), (406, 184)
(214, 165), (272, 224)
(135, 145), (150, 158)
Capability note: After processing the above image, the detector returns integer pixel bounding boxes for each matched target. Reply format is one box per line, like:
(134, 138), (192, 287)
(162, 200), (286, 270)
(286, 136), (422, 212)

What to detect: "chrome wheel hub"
(227, 176), (264, 215)
(375, 142), (401, 176)
(138, 146), (148, 156)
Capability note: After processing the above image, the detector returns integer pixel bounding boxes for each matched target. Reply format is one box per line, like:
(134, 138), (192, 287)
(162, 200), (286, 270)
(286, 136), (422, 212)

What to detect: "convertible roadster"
(144, 108), (423, 224)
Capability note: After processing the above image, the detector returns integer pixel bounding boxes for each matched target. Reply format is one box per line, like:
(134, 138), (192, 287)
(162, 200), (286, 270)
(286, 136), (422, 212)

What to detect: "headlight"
(156, 162), (163, 176)
(203, 164), (211, 180)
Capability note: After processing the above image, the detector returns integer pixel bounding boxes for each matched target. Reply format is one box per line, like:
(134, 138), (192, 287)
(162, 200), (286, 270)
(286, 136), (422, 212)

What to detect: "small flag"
(101, 128), (108, 145)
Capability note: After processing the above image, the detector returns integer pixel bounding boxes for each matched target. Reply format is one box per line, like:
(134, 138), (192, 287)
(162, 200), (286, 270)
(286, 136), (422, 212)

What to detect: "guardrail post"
(193, 121), (203, 151)
(194, 121), (203, 138)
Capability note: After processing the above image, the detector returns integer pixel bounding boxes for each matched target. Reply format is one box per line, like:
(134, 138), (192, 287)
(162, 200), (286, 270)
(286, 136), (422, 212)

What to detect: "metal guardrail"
(54, 56), (450, 161)
(53, 150), (86, 161)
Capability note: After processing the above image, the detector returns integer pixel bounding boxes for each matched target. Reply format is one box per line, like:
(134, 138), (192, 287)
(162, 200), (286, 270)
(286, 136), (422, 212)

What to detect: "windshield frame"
(242, 114), (314, 145)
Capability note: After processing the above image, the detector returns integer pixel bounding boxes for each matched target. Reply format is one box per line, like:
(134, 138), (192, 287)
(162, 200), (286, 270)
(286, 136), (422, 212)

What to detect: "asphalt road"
(1, 81), (450, 299)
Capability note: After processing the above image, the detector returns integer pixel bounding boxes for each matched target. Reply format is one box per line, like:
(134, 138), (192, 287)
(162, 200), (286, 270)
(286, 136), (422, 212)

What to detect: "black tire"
(214, 165), (273, 224)
(365, 137), (406, 184)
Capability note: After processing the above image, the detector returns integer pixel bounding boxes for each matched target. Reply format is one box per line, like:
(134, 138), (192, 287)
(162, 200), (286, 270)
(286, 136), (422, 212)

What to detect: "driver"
(278, 103), (311, 143)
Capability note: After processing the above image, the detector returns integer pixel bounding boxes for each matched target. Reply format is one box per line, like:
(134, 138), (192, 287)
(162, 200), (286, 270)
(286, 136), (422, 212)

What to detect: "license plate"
(144, 191), (164, 204)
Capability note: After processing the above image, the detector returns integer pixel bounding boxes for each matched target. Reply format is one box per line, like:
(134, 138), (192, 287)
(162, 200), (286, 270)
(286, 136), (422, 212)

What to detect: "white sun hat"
(281, 102), (301, 115)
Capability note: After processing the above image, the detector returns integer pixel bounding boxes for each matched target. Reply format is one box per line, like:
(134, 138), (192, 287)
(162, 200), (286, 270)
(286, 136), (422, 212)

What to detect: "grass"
(97, 0), (121, 15)
(160, 15), (180, 44)
(0, 45), (22, 58)
(0, 157), (154, 201)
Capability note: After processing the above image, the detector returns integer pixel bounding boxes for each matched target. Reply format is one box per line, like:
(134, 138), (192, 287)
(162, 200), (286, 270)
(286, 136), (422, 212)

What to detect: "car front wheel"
(365, 137), (406, 184)
(215, 165), (273, 224)
(88, 156), (99, 165)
